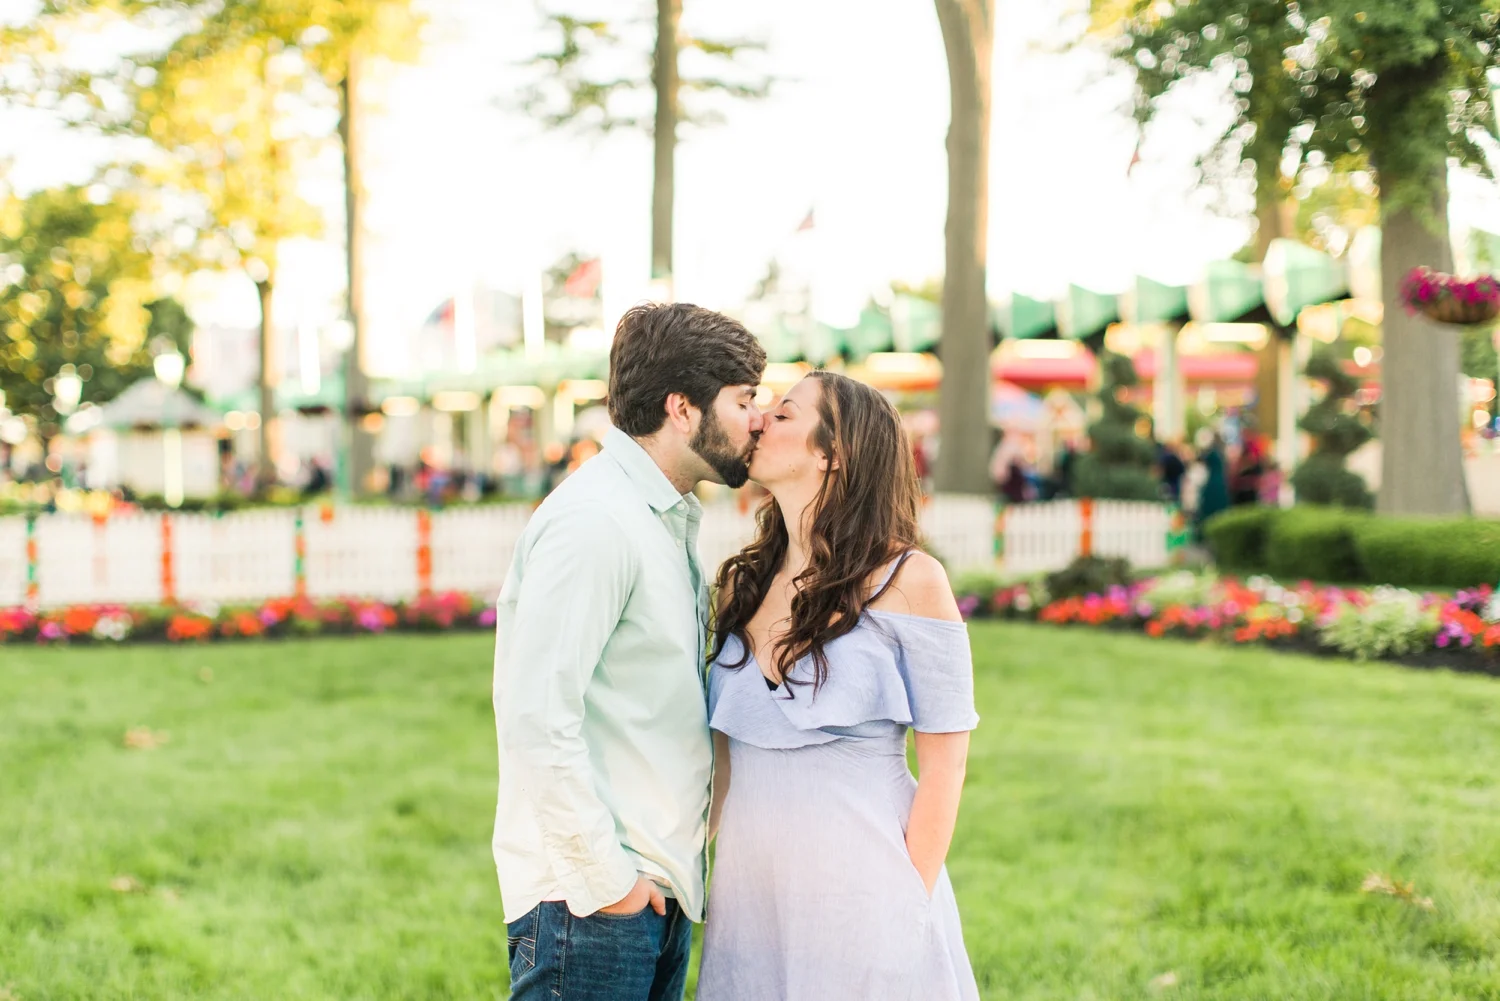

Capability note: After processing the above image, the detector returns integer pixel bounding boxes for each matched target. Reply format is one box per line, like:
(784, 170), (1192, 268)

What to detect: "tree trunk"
(1378, 182), (1470, 515)
(933, 0), (994, 495)
(1252, 173), (1294, 439)
(650, 0), (680, 293)
(256, 278), (280, 494)
(339, 62), (375, 497)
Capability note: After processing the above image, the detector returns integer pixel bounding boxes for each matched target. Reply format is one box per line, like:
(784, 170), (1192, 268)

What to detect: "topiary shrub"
(1202, 506), (1278, 573)
(1071, 351), (1160, 501)
(1292, 347), (1374, 508)
(1264, 506), (1369, 583)
(1045, 554), (1133, 600)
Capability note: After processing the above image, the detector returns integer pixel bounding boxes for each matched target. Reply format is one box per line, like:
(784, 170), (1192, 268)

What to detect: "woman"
(698, 372), (980, 1001)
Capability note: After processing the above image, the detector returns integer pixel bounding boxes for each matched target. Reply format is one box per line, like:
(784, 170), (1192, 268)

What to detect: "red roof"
(993, 348), (1258, 389)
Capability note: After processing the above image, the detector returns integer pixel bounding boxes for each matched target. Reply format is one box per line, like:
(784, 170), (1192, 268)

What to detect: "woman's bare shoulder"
(868, 551), (962, 622)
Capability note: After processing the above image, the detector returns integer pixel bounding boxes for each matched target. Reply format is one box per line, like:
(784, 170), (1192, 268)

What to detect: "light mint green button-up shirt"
(492, 428), (712, 923)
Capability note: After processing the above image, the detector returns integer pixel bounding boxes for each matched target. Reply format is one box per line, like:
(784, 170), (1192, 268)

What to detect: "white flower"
(92, 615), (131, 642)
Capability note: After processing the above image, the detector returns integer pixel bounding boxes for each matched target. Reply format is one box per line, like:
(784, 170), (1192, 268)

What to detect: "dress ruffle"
(708, 611), (978, 750)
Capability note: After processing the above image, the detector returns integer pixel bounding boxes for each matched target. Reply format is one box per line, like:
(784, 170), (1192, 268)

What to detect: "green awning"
(212, 368), (348, 414)
(802, 319), (844, 366)
(1057, 284), (1119, 340)
(892, 295), (941, 353)
(1263, 238), (1348, 327)
(1188, 260), (1264, 323)
(1122, 276), (1189, 324)
(842, 304), (896, 360)
(754, 318), (805, 364)
(366, 343), (609, 404)
(996, 294), (1057, 340)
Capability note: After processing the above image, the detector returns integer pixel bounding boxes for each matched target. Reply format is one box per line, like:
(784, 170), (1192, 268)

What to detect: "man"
(492, 302), (767, 1001)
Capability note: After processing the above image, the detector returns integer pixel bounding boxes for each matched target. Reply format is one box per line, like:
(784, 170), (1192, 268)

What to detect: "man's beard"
(691, 407), (755, 488)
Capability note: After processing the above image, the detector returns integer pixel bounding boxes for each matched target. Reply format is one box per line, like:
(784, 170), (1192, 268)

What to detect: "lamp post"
(153, 345), (186, 509)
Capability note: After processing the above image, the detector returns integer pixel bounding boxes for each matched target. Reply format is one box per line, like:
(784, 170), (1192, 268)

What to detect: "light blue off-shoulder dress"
(698, 564), (982, 1001)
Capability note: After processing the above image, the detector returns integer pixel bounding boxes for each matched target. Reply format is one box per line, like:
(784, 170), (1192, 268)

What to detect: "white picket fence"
(1001, 499), (1172, 575)
(0, 497), (1171, 609)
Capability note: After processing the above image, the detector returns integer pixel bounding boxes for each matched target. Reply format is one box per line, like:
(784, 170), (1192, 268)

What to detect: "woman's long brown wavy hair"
(712, 371), (925, 695)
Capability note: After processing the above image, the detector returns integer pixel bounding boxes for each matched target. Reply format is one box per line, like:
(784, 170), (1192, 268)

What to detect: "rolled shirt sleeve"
(493, 507), (641, 916)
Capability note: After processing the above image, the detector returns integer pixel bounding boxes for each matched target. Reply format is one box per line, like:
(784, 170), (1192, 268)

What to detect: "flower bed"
(956, 571), (1500, 675)
(0, 591), (496, 646)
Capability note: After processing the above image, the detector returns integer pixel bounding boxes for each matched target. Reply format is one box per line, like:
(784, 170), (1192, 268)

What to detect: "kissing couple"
(492, 302), (980, 1000)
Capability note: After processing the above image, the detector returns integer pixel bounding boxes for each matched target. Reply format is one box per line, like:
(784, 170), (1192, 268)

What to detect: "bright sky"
(0, 0), (1261, 377)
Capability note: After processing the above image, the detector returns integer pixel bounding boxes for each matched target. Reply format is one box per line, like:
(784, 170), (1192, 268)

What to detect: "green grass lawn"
(3, 624), (1500, 1000)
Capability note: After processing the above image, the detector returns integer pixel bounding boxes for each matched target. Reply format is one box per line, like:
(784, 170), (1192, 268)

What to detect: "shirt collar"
(603, 427), (693, 514)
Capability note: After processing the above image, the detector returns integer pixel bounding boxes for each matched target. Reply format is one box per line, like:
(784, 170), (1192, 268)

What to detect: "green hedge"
(1264, 507), (1368, 584)
(1204, 505), (1500, 589)
(1200, 506), (1278, 573)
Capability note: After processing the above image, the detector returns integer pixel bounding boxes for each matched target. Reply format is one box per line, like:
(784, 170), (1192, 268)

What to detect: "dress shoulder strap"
(872, 549), (918, 597)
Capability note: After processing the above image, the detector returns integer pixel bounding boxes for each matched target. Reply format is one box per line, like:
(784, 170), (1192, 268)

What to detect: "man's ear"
(663, 391), (696, 435)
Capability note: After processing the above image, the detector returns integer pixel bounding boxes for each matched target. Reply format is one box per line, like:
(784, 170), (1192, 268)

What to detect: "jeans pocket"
(506, 906), (540, 975)
(592, 903), (652, 921)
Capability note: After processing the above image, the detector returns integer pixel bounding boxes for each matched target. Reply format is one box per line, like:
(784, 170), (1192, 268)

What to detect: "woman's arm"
(872, 552), (971, 895)
(709, 729), (732, 841)
(907, 729), (969, 894)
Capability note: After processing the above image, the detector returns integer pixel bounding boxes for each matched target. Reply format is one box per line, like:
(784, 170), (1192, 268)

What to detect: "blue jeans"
(506, 899), (693, 1001)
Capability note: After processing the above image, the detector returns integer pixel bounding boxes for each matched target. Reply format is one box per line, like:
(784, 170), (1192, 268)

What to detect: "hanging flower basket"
(1400, 267), (1500, 325)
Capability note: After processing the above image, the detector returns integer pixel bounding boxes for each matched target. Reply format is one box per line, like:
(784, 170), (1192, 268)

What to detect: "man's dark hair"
(608, 302), (767, 437)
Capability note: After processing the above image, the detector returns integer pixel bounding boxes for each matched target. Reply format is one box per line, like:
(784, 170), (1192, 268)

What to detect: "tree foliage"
(519, 6), (770, 134)
(1100, 1), (1500, 223)
(0, 184), (190, 425)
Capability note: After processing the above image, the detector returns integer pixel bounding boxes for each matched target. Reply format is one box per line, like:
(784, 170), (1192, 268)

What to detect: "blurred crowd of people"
(984, 415), (1281, 537)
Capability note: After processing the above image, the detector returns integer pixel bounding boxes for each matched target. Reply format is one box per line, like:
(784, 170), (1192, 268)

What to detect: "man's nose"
(748, 405), (766, 434)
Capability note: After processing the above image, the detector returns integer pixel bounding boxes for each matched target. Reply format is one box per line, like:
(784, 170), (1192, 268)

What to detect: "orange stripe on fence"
(1079, 497), (1094, 558)
(160, 514), (176, 605)
(416, 509), (433, 598)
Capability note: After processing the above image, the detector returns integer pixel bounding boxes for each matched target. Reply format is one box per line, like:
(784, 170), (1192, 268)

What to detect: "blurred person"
(1157, 438), (1187, 506)
(1193, 427), (1230, 538)
(988, 433), (1033, 504)
(909, 430), (933, 497)
(1258, 455), (1284, 507)
(1230, 433), (1267, 506)
(700, 372), (979, 1000)
(492, 303), (766, 1001)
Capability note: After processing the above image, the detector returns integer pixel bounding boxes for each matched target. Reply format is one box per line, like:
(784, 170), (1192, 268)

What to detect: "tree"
(2, 0), (423, 495)
(136, 27), (326, 491)
(521, 4), (771, 292)
(1292, 344), (1373, 507)
(0, 184), (190, 433)
(1071, 350), (1161, 501)
(1098, 2), (1499, 515)
(271, 0), (425, 496)
(933, 0), (994, 494)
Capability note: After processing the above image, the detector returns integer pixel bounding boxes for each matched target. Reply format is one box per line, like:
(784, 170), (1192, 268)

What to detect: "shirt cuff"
(556, 850), (641, 918)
